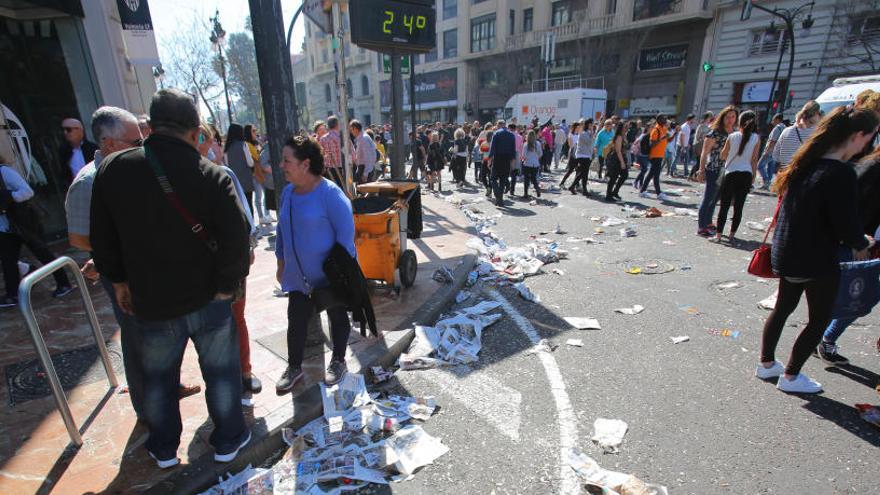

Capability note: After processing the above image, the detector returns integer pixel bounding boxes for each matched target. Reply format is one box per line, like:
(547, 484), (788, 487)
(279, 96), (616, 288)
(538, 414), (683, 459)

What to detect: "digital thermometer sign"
(350, 0), (436, 53)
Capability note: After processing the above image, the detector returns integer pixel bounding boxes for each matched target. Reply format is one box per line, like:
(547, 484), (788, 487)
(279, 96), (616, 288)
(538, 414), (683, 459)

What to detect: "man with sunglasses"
(59, 118), (98, 189)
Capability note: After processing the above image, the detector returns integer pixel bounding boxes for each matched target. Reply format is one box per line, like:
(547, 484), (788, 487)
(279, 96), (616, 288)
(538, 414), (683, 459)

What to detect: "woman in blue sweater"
(274, 136), (356, 393)
(757, 107), (877, 394)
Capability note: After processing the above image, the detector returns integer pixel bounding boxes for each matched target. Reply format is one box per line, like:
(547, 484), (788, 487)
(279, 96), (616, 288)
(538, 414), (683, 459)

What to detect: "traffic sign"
(383, 54), (410, 74)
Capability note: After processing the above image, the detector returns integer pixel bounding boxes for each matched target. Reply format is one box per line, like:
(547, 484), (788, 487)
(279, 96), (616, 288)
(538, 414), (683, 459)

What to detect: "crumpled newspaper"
(321, 373), (371, 421)
(614, 305), (645, 315)
(564, 317), (601, 330)
(514, 282), (540, 302)
(384, 425), (450, 475)
(568, 448), (667, 495)
(432, 266), (455, 284)
(198, 465), (273, 494)
(592, 418), (628, 453)
(758, 290), (777, 310)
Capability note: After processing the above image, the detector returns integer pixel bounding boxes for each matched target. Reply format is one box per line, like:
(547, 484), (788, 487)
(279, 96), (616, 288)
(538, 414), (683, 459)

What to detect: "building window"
(519, 66), (534, 85)
(552, 1), (572, 27)
(472, 0), (488, 3)
(523, 8), (533, 33)
(480, 69), (500, 88)
(346, 79), (353, 99)
(607, 0), (617, 14)
(361, 75), (370, 96)
(443, 29), (458, 58)
(425, 39), (438, 62)
(748, 29), (790, 56)
(849, 16), (880, 45)
(322, 46), (329, 64)
(364, 114), (372, 126)
(324, 84), (331, 102)
(509, 10), (515, 35)
(471, 14), (496, 53)
(443, 0), (457, 20)
(632, 0), (682, 22)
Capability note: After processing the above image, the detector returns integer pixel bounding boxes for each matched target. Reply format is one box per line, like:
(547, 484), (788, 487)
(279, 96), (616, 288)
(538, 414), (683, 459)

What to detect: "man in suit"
(488, 120), (516, 207)
(58, 118), (98, 189)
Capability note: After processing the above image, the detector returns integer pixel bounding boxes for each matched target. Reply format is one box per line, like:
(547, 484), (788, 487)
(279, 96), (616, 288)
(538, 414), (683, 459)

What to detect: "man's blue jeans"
(698, 168), (721, 230)
(137, 299), (247, 460)
(100, 276), (144, 419)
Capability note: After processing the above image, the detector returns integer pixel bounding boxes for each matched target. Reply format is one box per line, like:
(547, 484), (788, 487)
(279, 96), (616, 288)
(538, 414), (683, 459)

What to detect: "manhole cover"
(621, 259), (676, 275)
(5, 341), (124, 407)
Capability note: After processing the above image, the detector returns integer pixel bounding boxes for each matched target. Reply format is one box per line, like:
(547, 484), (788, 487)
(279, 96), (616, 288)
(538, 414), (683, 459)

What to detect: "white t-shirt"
(724, 131), (759, 174)
(679, 122), (692, 147)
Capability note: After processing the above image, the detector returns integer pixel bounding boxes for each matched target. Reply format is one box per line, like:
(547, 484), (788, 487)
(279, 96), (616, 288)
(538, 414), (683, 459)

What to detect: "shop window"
(552, 1), (572, 27)
(443, 0), (457, 20)
(443, 29), (458, 58)
(632, 0), (682, 22)
(480, 69), (500, 88)
(471, 14), (496, 53)
(523, 8), (533, 33)
(748, 29), (790, 56)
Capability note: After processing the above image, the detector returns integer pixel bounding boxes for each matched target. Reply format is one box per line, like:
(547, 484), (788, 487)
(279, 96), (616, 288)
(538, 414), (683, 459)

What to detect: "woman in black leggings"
(714, 111), (761, 246)
(559, 122), (581, 188)
(604, 122), (627, 201)
(757, 107), (877, 394)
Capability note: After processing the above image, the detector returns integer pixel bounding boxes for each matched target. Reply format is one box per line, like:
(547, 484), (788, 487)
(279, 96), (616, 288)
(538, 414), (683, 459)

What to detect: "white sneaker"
(776, 373), (823, 394)
(658, 192), (670, 201)
(755, 361), (784, 379)
(148, 451), (180, 469)
(638, 191), (650, 198)
(214, 431), (251, 463)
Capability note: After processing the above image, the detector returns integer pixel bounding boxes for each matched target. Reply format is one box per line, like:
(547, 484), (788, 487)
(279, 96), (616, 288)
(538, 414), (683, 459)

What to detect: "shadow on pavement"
(825, 363), (880, 390)
(800, 394), (880, 448)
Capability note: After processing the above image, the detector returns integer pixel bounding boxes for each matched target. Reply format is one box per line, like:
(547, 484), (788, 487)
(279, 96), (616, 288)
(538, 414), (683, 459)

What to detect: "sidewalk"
(0, 191), (474, 494)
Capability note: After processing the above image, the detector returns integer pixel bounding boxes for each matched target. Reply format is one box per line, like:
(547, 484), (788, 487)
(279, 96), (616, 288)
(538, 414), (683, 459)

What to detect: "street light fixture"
(210, 9), (234, 126)
(152, 63), (165, 89)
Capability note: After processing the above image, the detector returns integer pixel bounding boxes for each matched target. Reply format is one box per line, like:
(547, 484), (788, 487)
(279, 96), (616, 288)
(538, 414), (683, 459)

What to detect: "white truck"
(815, 75), (880, 114)
(504, 88), (608, 125)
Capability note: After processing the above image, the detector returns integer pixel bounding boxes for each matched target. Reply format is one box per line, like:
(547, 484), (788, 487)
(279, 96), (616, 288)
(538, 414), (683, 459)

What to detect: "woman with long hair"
(559, 121), (581, 188)
(521, 130), (542, 198)
(696, 106), (738, 237)
(225, 123), (255, 215)
(208, 124), (224, 165)
(604, 121), (627, 201)
(712, 110), (760, 245)
(757, 107), (877, 394)
(426, 131), (446, 191)
(245, 124), (270, 225)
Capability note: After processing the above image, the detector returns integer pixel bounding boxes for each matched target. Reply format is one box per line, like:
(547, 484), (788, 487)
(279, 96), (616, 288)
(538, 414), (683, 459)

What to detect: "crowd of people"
(1, 83), (879, 472)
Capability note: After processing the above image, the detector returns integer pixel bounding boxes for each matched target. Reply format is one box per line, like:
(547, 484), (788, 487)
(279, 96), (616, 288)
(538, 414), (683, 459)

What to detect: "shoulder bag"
(748, 196), (783, 278)
(0, 165), (43, 243)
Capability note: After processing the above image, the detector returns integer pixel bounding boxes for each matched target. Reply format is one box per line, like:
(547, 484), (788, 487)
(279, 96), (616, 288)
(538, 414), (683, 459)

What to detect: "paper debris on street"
(600, 217), (626, 227)
(321, 374), (371, 421)
(370, 366), (395, 384)
(527, 338), (557, 355)
(746, 221), (769, 232)
(432, 266), (455, 284)
(455, 290), (472, 304)
(553, 268), (565, 275)
(614, 305), (645, 315)
(592, 418), (629, 453)
(398, 302), (502, 370)
(670, 335), (690, 344)
(514, 282), (541, 302)
(198, 465), (273, 495)
(385, 425), (450, 475)
(564, 317), (602, 330)
(758, 290), (777, 310)
(566, 338), (584, 347)
(568, 448), (668, 495)
(620, 226), (638, 238)
(717, 281), (743, 290)
(707, 328), (740, 339)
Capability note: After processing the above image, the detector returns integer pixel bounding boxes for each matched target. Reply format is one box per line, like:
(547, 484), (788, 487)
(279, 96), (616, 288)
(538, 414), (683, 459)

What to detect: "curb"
(147, 253), (477, 495)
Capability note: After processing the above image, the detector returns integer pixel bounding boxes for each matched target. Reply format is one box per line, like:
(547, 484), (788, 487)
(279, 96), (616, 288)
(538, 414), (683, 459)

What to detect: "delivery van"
(504, 88), (607, 125)
(815, 75), (880, 114)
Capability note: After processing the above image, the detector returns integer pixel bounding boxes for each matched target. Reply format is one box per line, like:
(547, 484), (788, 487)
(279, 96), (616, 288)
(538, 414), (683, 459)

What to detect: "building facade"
(0, 0), (158, 238)
(702, 0), (880, 121)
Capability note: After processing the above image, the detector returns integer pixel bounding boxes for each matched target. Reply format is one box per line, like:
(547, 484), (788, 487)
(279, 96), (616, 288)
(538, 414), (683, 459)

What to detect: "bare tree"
(830, 0), (880, 74)
(160, 16), (223, 124)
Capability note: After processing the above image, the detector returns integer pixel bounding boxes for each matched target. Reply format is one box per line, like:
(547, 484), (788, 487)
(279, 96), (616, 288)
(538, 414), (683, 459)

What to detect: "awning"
(0, 0), (84, 18)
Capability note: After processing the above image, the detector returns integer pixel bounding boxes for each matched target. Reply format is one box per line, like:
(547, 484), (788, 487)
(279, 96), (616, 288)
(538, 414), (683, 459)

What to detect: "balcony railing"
(505, 13), (617, 51)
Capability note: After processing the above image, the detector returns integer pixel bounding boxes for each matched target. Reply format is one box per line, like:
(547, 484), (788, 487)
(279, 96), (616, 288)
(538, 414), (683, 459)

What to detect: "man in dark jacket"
(90, 88), (251, 469)
(58, 118), (98, 189)
(488, 120), (516, 206)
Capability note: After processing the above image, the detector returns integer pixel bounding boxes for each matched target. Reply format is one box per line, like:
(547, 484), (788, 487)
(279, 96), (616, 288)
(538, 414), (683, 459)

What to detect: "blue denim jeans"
(100, 276), (144, 419)
(137, 299), (247, 459)
(698, 168), (721, 230)
(824, 248), (857, 344)
(677, 145), (691, 175)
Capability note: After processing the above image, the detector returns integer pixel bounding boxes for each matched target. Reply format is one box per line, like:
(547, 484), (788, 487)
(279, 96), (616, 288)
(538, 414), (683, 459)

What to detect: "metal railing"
(17, 256), (118, 447)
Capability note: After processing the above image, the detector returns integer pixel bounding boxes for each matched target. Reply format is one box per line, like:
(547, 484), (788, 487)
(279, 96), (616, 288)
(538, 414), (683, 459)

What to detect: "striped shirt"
(772, 125), (815, 169)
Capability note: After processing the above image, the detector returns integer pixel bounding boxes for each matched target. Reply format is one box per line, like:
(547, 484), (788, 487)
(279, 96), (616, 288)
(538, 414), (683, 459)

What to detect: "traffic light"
(702, 61), (714, 73)
(772, 101), (779, 110)
(785, 90), (794, 109)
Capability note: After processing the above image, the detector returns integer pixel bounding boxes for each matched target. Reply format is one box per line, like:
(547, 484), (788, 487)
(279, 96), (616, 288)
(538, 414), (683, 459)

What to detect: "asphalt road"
(377, 162), (880, 495)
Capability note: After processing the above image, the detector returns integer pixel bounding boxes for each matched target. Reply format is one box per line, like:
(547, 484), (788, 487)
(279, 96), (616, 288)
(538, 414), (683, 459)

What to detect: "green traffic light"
(702, 62), (714, 73)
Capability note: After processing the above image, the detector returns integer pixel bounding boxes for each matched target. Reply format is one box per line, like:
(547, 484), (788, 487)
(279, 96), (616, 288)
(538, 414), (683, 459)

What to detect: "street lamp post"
(745, 1), (815, 123)
(210, 9), (234, 126)
(152, 63), (165, 89)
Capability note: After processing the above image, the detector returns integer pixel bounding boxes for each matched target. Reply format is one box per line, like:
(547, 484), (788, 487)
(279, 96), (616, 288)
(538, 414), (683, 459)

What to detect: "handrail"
(17, 256), (118, 447)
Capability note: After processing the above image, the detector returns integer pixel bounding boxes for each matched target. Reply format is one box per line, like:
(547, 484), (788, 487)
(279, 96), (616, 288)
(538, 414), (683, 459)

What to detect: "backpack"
(639, 132), (651, 156)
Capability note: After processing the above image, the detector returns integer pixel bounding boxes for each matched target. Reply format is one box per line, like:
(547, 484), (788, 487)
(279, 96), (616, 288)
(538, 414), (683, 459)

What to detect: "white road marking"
(485, 288), (581, 494)
(410, 366), (522, 442)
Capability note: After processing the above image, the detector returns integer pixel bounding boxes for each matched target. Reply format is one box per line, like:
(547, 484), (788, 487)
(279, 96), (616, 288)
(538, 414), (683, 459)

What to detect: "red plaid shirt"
(319, 130), (341, 168)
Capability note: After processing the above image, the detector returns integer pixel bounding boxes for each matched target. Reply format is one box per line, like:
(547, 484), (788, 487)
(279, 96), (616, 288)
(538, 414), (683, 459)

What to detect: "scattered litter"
(321, 374), (371, 421)
(370, 366), (395, 384)
(716, 281), (743, 290)
(707, 328), (740, 339)
(466, 270), (479, 287)
(662, 240), (676, 246)
(678, 304), (701, 316)
(619, 226), (637, 238)
(385, 425), (450, 475)
(566, 338), (584, 347)
(568, 448), (667, 495)
(527, 338), (557, 354)
(514, 282), (540, 302)
(198, 465), (273, 494)
(566, 236), (599, 244)
(623, 260), (675, 275)
(645, 207), (663, 218)
(746, 221), (768, 232)
(529, 200), (538, 206)
(554, 224), (565, 234)
(398, 302), (502, 370)
(673, 207), (698, 217)
(625, 267), (642, 275)
(680, 265), (692, 271)
(455, 290), (472, 304)
(856, 404), (880, 427)
(553, 268), (565, 276)
(600, 217), (626, 227)
(117, 386), (129, 395)
(670, 336), (690, 344)
(564, 317), (601, 330)
(592, 418), (628, 453)
(594, 227), (605, 234)
(614, 305), (645, 315)
(758, 290), (778, 310)
(432, 266), (455, 284)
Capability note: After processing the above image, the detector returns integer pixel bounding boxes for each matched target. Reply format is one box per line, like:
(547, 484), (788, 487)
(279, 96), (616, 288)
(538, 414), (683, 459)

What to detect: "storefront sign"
(637, 44), (688, 71)
(115, 0), (160, 65)
(629, 96), (677, 116)
(380, 68), (457, 111)
(741, 81), (774, 103)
